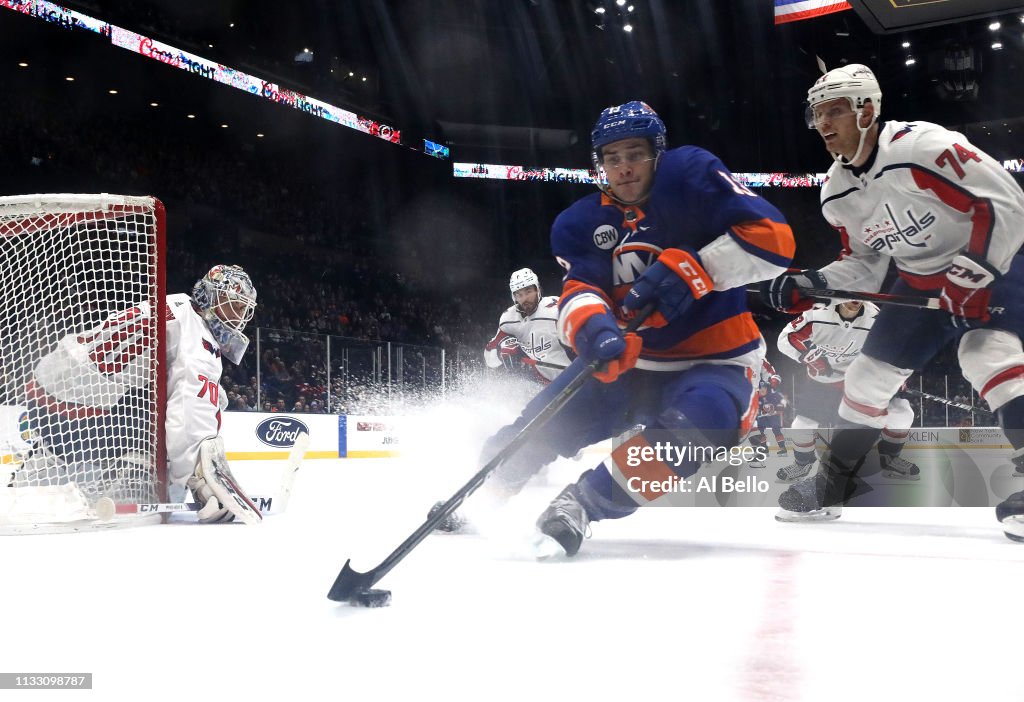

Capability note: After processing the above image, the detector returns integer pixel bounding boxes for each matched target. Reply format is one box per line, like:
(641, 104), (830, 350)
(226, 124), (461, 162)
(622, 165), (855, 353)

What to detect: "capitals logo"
(201, 339), (221, 358)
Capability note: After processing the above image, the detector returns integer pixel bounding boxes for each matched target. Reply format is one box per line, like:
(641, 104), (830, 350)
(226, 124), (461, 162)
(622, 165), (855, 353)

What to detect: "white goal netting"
(0, 194), (165, 532)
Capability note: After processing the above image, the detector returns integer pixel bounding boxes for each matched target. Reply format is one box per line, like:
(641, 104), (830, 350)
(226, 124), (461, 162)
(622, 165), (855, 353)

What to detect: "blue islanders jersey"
(758, 390), (786, 418)
(552, 146), (794, 371)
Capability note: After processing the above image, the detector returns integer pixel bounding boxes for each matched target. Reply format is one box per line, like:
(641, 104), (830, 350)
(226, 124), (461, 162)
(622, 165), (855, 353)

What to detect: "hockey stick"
(900, 387), (993, 418)
(747, 285), (941, 310)
(327, 304), (655, 603)
(94, 431), (311, 520)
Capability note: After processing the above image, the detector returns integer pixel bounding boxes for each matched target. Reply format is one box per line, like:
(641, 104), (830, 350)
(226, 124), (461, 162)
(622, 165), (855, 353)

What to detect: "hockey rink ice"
(4, 397), (1024, 701)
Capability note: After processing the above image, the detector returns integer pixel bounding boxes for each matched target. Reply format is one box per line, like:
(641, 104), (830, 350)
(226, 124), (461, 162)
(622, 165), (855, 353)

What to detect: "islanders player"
(461, 101), (795, 554)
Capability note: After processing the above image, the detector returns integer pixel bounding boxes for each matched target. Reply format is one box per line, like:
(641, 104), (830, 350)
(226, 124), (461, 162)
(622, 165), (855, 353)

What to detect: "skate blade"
(774, 506), (842, 523)
(531, 531), (568, 560)
(1000, 514), (1024, 542)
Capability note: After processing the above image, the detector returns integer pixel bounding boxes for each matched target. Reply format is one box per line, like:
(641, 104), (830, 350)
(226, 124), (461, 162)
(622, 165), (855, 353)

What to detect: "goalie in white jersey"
(763, 64), (1024, 536)
(776, 300), (918, 483)
(483, 268), (572, 384)
(13, 264), (262, 524)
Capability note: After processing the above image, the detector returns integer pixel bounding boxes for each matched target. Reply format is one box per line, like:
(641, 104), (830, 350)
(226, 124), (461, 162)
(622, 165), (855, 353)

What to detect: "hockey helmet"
(192, 264), (257, 364)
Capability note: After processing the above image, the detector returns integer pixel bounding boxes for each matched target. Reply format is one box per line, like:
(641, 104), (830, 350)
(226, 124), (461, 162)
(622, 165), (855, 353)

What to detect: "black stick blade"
(327, 559), (378, 602)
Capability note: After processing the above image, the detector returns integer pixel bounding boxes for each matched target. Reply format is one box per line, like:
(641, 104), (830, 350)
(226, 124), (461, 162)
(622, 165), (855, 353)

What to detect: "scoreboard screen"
(847, 0), (1024, 33)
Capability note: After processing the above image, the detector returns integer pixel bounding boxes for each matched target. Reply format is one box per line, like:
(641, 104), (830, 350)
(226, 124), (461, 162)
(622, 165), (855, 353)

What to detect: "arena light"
(990, 21), (1001, 30)
(108, 89), (118, 94)
(993, 41), (1004, 49)
(623, 23), (633, 32)
(901, 41), (910, 48)
(905, 57), (916, 65)
(256, 133), (264, 138)
(221, 123), (228, 128)
(595, 6), (605, 13)
(17, 61), (27, 67)
(187, 113), (195, 119)
(149, 102), (158, 107)
(616, 0), (625, 6)
(64, 76), (74, 81)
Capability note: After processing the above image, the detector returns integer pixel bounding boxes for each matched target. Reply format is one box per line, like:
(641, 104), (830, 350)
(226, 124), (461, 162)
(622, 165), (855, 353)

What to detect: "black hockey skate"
(996, 490), (1024, 543)
(534, 485), (590, 557)
(776, 460), (814, 483)
(775, 451), (866, 523)
(879, 454), (920, 481)
(428, 501), (470, 534)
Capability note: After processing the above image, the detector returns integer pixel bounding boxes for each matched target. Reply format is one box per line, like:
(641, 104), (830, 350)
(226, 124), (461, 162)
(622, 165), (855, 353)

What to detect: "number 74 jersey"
(818, 119), (1024, 293)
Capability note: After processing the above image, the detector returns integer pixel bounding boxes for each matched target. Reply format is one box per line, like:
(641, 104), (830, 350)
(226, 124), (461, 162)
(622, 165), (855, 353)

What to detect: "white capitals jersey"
(30, 293), (227, 488)
(818, 120), (1024, 292)
(484, 296), (571, 382)
(777, 302), (879, 383)
(164, 293), (229, 486)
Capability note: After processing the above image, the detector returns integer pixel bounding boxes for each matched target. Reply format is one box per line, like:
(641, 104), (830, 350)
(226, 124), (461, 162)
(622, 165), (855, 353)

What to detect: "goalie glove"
(761, 270), (828, 314)
(939, 253), (1000, 329)
(187, 436), (262, 525)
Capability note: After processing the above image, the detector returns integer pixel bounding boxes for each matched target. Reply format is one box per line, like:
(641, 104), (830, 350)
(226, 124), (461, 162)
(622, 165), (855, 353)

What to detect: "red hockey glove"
(497, 336), (526, 371)
(939, 253), (1000, 329)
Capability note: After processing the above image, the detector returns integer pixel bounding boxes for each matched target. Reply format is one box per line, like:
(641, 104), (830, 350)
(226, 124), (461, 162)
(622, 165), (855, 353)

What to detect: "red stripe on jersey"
(910, 167), (995, 260)
(835, 225), (853, 260)
(842, 394), (887, 418)
(981, 365), (1024, 400)
(24, 379), (110, 419)
(729, 218), (796, 262)
(485, 329), (512, 352)
(786, 318), (814, 353)
(164, 303), (175, 321)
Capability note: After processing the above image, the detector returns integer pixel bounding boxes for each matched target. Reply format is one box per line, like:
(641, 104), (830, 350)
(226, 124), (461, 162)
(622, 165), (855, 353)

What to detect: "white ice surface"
(3, 448), (1024, 701)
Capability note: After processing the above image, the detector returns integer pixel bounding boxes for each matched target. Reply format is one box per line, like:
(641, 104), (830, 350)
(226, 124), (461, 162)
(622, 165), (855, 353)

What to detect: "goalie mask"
(509, 268), (541, 316)
(192, 265), (257, 364)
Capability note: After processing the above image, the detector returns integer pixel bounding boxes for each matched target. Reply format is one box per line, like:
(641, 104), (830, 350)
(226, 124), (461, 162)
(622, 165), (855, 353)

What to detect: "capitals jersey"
(553, 146), (795, 371)
(27, 293), (229, 490)
(484, 296), (571, 382)
(818, 120), (1024, 292)
(777, 302), (879, 384)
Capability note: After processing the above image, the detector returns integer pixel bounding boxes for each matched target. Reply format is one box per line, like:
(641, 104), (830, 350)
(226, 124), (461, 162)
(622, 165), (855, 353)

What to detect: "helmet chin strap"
(829, 109), (875, 166)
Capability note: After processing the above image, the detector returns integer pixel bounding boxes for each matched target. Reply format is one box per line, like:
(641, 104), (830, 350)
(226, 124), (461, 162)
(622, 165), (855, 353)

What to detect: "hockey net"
(0, 194), (166, 533)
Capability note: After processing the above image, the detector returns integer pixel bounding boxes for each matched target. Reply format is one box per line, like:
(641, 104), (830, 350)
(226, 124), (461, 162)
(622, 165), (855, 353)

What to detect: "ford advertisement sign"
(255, 416), (309, 447)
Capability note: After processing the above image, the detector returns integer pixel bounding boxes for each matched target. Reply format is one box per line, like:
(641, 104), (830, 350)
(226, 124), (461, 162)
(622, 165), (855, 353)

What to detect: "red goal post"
(0, 194), (166, 533)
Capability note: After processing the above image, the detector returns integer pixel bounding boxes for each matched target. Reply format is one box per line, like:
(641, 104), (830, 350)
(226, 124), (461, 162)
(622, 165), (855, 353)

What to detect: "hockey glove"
(622, 248), (713, 328)
(761, 270), (828, 313)
(939, 253), (1000, 329)
(497, 336), (526, 371)
(573, 309), (642, 383)
(800, 342), (833, 379)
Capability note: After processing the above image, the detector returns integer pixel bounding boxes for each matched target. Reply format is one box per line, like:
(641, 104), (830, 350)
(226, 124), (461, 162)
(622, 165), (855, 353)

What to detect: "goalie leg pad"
(188, 436), (262, 525)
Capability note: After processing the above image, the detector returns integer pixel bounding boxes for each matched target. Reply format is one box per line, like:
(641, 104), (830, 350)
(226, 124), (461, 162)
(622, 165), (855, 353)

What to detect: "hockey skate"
(996, 490), (1024, 542)
(776, 460), (814, 483)
(775, 451), (864, 523)
(533, 485), (591, 558)
(428, 501), (471, 534)
(776, 447), (789, 456)
(879, 454), (920, 481)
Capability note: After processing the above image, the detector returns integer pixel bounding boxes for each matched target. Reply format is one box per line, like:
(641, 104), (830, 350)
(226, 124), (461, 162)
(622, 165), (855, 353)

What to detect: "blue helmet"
(590, 100), (667, 158)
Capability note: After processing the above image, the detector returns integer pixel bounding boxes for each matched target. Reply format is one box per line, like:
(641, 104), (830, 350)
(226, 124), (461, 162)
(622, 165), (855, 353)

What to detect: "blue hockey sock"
(575, 466), (639, 521)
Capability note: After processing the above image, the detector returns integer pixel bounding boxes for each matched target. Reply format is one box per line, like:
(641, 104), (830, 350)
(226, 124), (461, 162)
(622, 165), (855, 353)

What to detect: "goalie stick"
(327, 304), (655, 604)
(94, 431), (311, 521)
(747, 285), (941, 310)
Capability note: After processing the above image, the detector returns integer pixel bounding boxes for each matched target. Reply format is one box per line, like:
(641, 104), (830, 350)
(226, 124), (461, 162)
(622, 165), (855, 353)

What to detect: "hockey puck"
(94, 497), (116, 521)
(353, 589), (392, 608)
